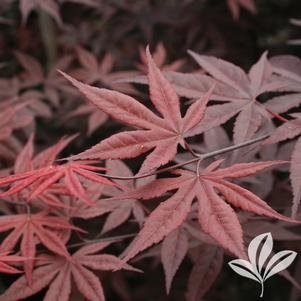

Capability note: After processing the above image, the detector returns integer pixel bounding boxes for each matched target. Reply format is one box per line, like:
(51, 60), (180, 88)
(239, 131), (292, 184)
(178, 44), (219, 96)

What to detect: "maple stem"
(184, 141), (200, 157)
(98, 133), (270, 180)
(196, 159), (202, 176)
(25, 203), (31, 215)
(199, 134), (270, 159)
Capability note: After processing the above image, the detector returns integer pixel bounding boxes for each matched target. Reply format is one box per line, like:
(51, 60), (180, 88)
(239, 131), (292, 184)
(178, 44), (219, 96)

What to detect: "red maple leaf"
(15, 52), (75, 106)
(0, 135), (116, 206)
(60, 47), (213, 174)
(0, 160), (115, 205)
(0, 211), (82, 284)
(70, 46), (138, 95)
(114, 160), (297, 263)
(157, 54), (299, 143)
(0, 242), (139, 301)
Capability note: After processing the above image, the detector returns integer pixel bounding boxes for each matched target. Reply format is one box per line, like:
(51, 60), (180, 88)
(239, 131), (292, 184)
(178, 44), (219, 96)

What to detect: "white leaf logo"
(228, 232), (297, 297)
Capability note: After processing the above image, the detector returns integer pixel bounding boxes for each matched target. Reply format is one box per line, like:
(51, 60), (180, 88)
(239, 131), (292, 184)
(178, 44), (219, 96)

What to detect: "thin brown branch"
(97, 133), (270, 180)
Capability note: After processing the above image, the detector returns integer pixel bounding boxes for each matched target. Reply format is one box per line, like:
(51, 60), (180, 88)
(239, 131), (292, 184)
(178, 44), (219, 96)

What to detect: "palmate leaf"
(185, 50), (285, 143)
(15, 52), (74, 106)
(0, 211), (82, 284)
(60, 47), (213, 174)
(155, 52), (301, 152)
(0, 242), (139, 301)
(126, 51), (298, 144)
(113, 160), (298, 265)
(0, 161), (115, 205)
(0, 135), (116, 206)
(70, 46), (138, 95)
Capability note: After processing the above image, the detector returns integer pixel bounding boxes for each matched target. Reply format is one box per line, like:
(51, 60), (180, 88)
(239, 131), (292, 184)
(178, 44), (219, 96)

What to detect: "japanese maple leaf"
(115, 160), (297, 263)
(68, 47), (140, 134)
(181, 50), (298, 143)
(136, 42), (185, 73)
(19, 0), (62, 26)
(15, 52), (75, 106)
(4, 139), (72, 209)
(0, 211), (81, 284)
(126, 51), (296, 144)
(0, 160), (114, 205)
(226, 0), (256, 20)
(60, 47), (213, 174)
(265, 113), (301, 218)
(0, 242), (138, 301)
(0, 135), (115, 206)
(70, 46), (138, 95)
(0, 252), (25, 274)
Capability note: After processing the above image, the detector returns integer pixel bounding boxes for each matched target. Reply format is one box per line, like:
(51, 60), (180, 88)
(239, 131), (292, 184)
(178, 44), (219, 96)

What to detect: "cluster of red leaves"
(1, 1), (301, 301)
(2, 44), (301, 300)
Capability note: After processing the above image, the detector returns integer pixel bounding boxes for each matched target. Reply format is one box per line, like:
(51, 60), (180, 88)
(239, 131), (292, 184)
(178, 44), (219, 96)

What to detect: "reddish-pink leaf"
(117, 160), (298, 264)
(0, 243), (137, 301)
(60, 48), (213, 173)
